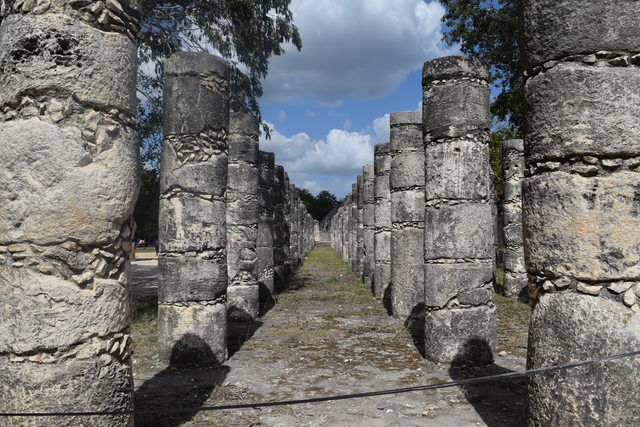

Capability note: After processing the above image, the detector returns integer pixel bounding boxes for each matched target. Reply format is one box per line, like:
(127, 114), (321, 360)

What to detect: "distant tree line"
(297, 189), (339, 221)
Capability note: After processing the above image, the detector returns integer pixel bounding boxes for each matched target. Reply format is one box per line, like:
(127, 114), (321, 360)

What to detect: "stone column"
(226, 112), (260, 321)
(342, 199), (350, 262)
(422, 57), (496, 365)
(0, 1), (140, 423)
(257, 151), (275, 296)
(158, 52), (229, 367)
(281, 172), (294, 277)
(390, 112), (425, 321)
(363, 164), (376, 287)
(288, 184), (300, 267)
(522, 1), (640, 424)
(350, 183), (358, 271)
(374, 143), (392, 299)
(273, 165), (287, 288)
(501, 139), (527, 299)
(356, 174), (365, 279)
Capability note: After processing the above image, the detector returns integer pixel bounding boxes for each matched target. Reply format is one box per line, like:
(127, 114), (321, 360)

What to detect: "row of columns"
(0, 32), (315, 420)
(330, 3), (640, 417)
(158, 52), (316, 368)
(331, 56), (497, 366)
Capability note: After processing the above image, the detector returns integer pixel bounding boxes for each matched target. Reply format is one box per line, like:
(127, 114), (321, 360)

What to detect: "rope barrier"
(2, 349), (638, 417)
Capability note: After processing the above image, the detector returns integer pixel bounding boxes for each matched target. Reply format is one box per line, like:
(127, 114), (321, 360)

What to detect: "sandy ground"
(130, 245), (527, 426)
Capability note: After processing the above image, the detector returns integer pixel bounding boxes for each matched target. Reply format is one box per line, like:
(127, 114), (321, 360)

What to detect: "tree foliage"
(440, 0), (522, 134)
(133, 168), (160, 241)
(488, 126), (516, 208)
(138, 0), (302, 166)
(297, 189), (339, 221)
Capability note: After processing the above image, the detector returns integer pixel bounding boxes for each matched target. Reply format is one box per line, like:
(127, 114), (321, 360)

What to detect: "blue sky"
(257, 0), (459, 198)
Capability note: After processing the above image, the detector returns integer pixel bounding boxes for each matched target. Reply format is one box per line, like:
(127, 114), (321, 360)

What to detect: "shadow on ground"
(448, 339), (526, 427)
(227, 319), (264, 358)
(134, 335), (230, 427)
(404, 303), (426, 358)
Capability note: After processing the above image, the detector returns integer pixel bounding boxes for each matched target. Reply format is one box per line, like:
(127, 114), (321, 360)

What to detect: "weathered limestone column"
(390, 112), (425, 321)
(422, 57), (496, 365)
(257, 151), (276, 296)
(374, 143), (392, 298)
(522, 2), (640, 424)
(288, 184), (300, 267)
(363, 164), (375, 287)
(350, 183), (358, 271)
(342, 197), (350, 262)
(158, 52), (230, 367)
(226, 113), (260, 321)
(273, 165), (287, 288)
(356, 174), (365, 279)
(0, 2), (140, 423)
(501, 139), (527, 299)
(281, 172), (294, 277)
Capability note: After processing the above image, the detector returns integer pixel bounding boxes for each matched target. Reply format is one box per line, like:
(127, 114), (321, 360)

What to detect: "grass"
(131, 299), (159, 370)
(495, 294), (531, 358)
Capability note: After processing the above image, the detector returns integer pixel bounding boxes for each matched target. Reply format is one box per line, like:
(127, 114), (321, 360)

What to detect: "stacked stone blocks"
(389, 112), (425, 321)
(226, 112), (260, 321)
(422, 56), (496, 365)
(158, 52), (230, 367)
(373, 143), (392, 299)
(522, 1), (640, 424)
(0, 0), (141, 423)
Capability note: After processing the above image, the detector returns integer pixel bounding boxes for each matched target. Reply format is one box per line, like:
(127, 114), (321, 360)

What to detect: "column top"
(390, 111), (422, 126)
(422, 55), (488, 85)
(374, 142), (390, 156)
(165, 51), (229, 76)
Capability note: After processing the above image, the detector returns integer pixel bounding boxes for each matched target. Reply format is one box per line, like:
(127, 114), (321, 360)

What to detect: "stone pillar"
(522, 1), (640, 424)
(342, 198), (350, 262)
(390, 112), (425, 321)
(273, 165), (286, 288)
(374, 143), (392, 299)
(501, 139), (527, 299)
(226, 112), (260, 321)
(257, 151), (275, 296)
(158, 52), (229, 367)
(350, 183), (358, 271)
(363, 164), (375, 287)
(0, 2), (140, 423)
(288, 184), (300, 267)
(356, 174), (365, 279)
(281, 172), (294, 276)
(422, 57), (496, 365)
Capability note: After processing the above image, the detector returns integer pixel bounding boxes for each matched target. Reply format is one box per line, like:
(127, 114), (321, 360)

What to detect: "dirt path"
(131, 245), (528, 426)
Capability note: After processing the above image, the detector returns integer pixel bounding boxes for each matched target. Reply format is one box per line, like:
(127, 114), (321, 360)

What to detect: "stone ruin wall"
(0, 0), (141, 423)
(522, 0), (640, 424)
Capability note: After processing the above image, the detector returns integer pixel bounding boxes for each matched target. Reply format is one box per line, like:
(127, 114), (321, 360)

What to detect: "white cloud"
(278, 110), (287, 121)
(262, 0), (454, 104)
(260, 113), (394, 196)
